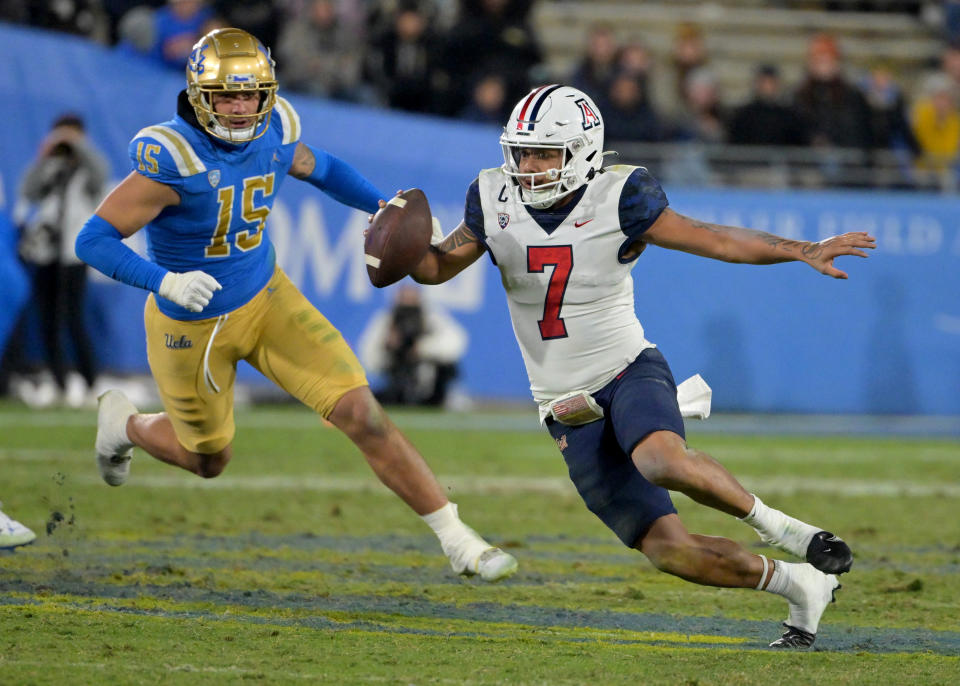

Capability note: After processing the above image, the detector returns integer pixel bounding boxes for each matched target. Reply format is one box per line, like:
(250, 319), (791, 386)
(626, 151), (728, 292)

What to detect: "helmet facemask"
(186, 28), (279, 144)
(500, 136), (594, 209)
(190, 84), (277, 144)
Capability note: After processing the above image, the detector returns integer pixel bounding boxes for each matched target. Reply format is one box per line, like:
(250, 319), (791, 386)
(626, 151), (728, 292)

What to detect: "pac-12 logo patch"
(208, 169), (221, 188)
(498, 212), (510, 229)
(575, 98), (600, 130)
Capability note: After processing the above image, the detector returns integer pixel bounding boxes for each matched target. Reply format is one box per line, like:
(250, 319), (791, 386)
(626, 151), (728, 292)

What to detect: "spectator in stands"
(13, 114), (109, 407)
(938, 40), (960, 98)
(0, 1), (29, 24)
(728, 64), (808, 147)
(358, 285), (468, 408)
(910, 72), (960, 189)
(943, 0), (960, 44)
(443, 0), (542, 116)
(674, 67), (727, 144)
(276, 0), (368, 102)
(119, 0), (216, 71)
(793, 33), (873, 151)
(101, 1), (164, 44)
(661, 67), (725, 187)
(602, 73), (662, 143)
(364, 2), (441, 113)
(212, 0), (281, 53)
(459, 0), (535, 24)
(20, 0), (104, 39)
(459, 73), (510, 125)
(670, 22), (708, 103)
(570, 23), (620, 100)
(793, 33), (874, 186)
(862, 65), (917, 150)
(616, 38), (655, 106)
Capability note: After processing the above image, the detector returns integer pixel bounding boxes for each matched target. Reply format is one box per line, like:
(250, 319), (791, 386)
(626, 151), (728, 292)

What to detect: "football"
(364, 188), (433, 288)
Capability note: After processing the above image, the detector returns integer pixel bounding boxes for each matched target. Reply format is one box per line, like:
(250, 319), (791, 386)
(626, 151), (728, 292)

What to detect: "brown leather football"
(364, 188), (433, 288)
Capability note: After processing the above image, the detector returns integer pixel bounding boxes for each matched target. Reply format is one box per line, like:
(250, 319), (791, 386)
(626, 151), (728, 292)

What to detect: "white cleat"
(770, 563), (840, 649)
(95, 390), (138, 487)
(0, 507), (36, 550)
(444, 528), (518, 582)
(451, 546), (518, 582)
(475, 547), (519, 582)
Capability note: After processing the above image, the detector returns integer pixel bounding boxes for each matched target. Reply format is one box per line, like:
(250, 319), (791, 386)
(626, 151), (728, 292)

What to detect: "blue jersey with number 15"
(128, 96), (302, 320)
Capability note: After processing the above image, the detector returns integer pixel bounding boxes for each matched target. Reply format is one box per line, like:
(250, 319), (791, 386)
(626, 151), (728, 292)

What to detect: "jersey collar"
(526, 184), (588, 235)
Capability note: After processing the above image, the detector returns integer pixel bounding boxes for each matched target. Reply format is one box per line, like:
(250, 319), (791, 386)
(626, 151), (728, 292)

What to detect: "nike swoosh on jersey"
(574, 219), (593, 227)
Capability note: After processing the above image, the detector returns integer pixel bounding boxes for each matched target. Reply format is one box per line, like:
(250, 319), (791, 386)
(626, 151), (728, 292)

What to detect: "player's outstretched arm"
(410, 221), (486, 285)
(290, 142), (383, 214)
(643, 208), (876, 279)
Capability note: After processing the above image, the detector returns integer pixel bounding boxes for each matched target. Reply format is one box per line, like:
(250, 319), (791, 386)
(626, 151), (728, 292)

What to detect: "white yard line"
(4, 450), (959, 497)
(59, 472), (960, 498)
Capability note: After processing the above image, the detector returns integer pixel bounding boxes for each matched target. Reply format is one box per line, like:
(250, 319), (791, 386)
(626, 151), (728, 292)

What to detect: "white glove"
(431, 216), (444, 246)
(158, 270), (222, 313)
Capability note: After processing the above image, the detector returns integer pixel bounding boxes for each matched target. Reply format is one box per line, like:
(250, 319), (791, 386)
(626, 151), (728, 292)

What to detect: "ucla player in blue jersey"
(408, 85), (876, 646)
(74, 28), (517, 583)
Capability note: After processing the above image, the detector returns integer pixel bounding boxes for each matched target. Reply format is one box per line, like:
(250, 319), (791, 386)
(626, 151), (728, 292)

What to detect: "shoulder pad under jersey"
(272, 96), (301, 145)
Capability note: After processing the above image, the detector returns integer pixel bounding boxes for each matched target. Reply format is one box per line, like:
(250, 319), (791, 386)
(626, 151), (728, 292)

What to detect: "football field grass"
(1, 403), (959, 684)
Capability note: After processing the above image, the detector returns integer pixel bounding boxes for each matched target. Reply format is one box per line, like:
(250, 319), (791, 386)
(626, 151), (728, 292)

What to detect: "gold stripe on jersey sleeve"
(134, 125), (206, 177)
(275, 97), (301, 145)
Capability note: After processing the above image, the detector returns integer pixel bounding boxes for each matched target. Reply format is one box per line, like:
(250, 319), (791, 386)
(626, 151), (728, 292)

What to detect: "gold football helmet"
(186, 28), (278, 143)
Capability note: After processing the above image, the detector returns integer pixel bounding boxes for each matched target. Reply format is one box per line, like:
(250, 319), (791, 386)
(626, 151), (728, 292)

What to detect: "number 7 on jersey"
(528, 245), (573, 340)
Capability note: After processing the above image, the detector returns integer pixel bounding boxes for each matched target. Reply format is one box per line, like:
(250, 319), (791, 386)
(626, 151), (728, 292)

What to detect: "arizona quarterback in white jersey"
(473, 162), (658, 416)
(408, 84), (875, 648)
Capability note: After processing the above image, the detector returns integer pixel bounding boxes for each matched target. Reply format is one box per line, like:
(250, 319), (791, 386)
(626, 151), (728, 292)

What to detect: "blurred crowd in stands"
(5, 0), (960, 190)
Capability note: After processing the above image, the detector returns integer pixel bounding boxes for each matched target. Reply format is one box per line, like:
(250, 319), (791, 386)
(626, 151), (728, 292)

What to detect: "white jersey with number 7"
(471, 164), (667, 408)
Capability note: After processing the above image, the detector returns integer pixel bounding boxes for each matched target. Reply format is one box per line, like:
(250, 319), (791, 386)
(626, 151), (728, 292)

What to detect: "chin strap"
(209, 120), (258, 143)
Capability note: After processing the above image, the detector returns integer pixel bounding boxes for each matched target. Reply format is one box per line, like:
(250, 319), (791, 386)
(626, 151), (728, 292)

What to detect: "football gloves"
(159, 270), (222, 313)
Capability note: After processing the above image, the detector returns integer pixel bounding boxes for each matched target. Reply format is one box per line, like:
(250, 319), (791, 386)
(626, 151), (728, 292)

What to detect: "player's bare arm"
(642, 208), (876, 279)
(288, 142), (315, 179)
(411, 221), (485, 285)
(94, 171), (181, 236)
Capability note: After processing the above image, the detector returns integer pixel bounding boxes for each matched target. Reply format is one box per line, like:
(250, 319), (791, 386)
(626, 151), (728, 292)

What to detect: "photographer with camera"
(359, 285), (467, 407)
(7, 113), (109, 406)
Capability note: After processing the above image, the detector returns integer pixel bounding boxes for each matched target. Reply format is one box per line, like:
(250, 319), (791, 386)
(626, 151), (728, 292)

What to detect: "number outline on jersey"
(204, 173), (276, 258)
(527, 245), (573, 340)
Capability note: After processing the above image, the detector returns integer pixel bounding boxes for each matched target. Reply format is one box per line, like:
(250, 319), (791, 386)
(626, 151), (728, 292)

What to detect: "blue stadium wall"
(2, 23), (958, 414)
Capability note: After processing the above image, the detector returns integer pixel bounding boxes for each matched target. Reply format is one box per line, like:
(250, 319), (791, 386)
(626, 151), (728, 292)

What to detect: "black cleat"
(806, 531), (853, 575)
(769, 623), (817, 649)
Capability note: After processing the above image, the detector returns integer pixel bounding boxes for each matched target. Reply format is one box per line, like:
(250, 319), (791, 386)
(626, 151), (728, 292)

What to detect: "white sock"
(763, 558), (793, 597)
(762, 559), (834, 634)
(739, 494), (819, 557)
(420, 502), (489, 573)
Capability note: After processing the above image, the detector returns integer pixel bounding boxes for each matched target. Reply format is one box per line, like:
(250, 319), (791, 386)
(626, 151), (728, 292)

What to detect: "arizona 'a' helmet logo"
(575, 98), (600, 130)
